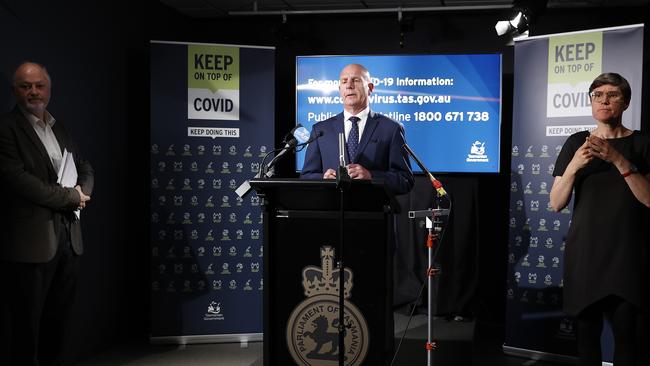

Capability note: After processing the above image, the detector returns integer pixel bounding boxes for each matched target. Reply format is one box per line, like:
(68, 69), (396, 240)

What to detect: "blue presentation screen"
(295, 54), (502, 173)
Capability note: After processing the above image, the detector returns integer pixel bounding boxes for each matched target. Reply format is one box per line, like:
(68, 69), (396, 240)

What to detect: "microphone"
(403, 143), (447, 197)
(295, 130), (323, 148)
(336, 132), (351, 188)
(282, 124), (306, 149)
(262, 124), (305, 176)
(292, 125), (311, 145)
(338, 132), (346, 167)
(236, 124), (304, 198)
(263, 124), (325, 177)
(236, 125), (324, 198)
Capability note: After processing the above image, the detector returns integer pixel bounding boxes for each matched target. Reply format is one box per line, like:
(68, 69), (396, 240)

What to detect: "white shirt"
(343, 106), (370, 143)
(19, 107), (63, 173)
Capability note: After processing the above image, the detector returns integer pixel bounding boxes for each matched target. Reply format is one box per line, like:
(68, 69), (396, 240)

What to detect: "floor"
(77, 314), (563, 366)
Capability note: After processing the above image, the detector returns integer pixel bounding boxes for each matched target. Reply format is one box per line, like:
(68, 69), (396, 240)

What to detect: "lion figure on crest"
(304, 315), (342, 359)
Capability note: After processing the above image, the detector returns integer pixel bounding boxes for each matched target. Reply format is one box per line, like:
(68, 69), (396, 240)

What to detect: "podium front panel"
(264, 211), (393, 366)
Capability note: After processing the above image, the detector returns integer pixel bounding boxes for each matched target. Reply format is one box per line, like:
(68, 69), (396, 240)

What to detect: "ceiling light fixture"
(495, 0), (547, 43)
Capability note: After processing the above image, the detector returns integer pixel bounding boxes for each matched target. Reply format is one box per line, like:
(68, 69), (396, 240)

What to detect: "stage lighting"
(495, 0), (546, 40)
(495, 10), (529, 36)
(495, 8), (531, 38)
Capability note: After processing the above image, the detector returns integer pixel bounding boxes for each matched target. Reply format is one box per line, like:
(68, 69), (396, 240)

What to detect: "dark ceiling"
(160, 0), (650, 18)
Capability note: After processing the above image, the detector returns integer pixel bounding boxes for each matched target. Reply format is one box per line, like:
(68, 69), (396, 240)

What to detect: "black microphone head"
(284, 124), (303, 143)
(286, 137), (299, 148)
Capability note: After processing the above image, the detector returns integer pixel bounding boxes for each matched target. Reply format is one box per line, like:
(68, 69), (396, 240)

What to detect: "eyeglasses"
(589, 91), (623, 103)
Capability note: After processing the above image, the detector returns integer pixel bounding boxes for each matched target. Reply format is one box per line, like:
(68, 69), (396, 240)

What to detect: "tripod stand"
(402, 142), (451, 366)
(408, 206), (449, 366)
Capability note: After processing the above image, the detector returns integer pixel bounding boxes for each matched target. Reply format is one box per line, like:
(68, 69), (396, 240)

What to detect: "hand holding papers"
(57, 149), (88, 218)
(57, 149), (77, 188)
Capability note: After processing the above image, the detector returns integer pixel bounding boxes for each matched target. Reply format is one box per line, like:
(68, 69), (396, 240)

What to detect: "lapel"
(51, 120), (68, 153)
(333, 112), (345, 137)
(355, 110), (379, 162)
(13, 107), (60, 178)
(331, 113), (346, 163)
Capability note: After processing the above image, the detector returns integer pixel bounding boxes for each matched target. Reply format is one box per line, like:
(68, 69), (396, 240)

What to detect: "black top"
(553, 130), (650, 315)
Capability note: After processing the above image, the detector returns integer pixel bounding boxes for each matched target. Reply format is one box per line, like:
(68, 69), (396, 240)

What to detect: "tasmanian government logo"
(286, 246), (369, 366)
(204, 301), (224, 321)
(466, 140), (489, 162)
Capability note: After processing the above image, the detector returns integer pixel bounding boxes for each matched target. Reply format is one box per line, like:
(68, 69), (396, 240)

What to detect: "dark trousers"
(1, 216), (80, 366)
(576, 295), (640, 366)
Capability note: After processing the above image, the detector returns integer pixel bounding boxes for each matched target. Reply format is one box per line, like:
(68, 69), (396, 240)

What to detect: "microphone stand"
(336, 133), (350, 366)
(235, 146), (288, 198)
(402, 144), (450, 366)
(235, 131), (323, 199)
(261, 130), (323, 178)
(260, 143), (292, 178)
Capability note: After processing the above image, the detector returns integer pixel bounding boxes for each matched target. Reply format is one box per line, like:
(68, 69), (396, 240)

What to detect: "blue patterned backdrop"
(149, 41), (274, 340)
(506, 25), (644, 361)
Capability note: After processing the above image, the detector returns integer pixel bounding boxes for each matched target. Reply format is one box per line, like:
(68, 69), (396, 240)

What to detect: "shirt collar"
(343, 106), (370, 122)
(18, 105), (56, 129)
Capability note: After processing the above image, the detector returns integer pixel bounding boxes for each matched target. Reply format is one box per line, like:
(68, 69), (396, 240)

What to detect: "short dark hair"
(589, 73), (631, 104)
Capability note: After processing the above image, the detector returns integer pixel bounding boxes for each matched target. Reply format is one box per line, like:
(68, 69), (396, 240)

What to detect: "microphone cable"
(294, 130), (323, 152)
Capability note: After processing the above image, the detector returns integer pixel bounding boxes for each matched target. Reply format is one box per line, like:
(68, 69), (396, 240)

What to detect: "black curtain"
(394, 175), (479, 318)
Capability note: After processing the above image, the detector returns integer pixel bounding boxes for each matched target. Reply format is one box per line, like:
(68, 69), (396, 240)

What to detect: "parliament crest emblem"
(286, 246), (369, 366)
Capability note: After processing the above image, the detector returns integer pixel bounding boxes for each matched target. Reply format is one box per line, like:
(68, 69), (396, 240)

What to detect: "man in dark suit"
(299, 64), (413, 361)
(0, 61), (94, 365)
(300, 63), (414, 195)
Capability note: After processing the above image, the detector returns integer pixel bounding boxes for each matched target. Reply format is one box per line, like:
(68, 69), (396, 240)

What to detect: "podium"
(249, 178), (399, 366)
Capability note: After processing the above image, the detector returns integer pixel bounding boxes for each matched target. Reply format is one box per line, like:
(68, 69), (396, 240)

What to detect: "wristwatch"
(621, 163), (638, 178)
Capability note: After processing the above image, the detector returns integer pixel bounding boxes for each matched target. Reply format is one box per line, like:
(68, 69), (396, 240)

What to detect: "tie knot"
(349, 116), (360, 124)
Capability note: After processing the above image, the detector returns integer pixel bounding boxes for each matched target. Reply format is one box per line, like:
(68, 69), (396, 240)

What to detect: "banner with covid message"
(506, 24), (643, 362)
(149, 41), (274, 343)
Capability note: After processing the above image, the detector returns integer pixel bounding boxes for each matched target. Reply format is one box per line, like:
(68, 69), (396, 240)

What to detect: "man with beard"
(0, 61), (94, 365)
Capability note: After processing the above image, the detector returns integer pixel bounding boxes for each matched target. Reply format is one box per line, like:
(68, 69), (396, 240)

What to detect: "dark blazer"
(300, 111), (414, 195)
(0, 107), (94, 263)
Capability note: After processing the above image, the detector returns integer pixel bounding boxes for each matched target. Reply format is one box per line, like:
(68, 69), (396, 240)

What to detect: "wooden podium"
(250, 178), (399, 366)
